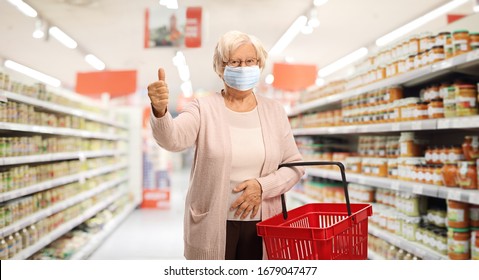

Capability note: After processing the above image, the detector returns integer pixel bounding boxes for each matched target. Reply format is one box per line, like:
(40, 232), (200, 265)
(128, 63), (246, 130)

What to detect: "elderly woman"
(147, 30), (304, 260)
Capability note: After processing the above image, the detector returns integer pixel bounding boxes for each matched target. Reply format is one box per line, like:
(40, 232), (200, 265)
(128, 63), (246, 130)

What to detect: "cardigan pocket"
(189, 206), (209, 223)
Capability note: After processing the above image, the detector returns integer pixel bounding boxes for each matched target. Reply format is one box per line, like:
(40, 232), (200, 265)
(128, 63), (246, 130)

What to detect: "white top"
(226, 106), (265, 221)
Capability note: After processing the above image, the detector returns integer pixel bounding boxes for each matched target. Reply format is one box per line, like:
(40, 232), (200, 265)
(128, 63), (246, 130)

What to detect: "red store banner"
(185, 7), (202, 48)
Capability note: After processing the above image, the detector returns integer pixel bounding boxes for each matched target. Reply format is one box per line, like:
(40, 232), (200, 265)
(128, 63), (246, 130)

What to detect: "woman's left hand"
(230, 179), (262, 219)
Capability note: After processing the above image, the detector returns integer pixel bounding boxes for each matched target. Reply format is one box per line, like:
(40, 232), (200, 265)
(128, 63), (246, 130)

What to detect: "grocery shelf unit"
(287, 49), (479, 260)
(0, 70), (141, 260)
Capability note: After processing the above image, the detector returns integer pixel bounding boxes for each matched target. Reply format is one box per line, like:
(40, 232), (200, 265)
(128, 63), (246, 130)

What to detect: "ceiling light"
(315, 78), (325, 87)
(265, 74), (274, 85)
(313, 0), (328, 7)
(318, 47), (368, 78)
(49, 26), (78, 49)
(32, 19), (46, 39)
(85, 54), (105, 70)
(159, 0), (178, 9)
(181, 81), (193, 97)
(308, 18), (320, 28)
(4, 59), (61, 87)
(301, 25), (314, 34)
(376, 0), (469, 47)
(474, 0), (479, 12)
(269, 16), (308, 56)
(7, 0), (38, 17)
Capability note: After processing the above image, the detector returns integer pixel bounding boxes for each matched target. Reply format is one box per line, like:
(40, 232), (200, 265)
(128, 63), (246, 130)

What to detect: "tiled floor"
(89, 167), (189, 260)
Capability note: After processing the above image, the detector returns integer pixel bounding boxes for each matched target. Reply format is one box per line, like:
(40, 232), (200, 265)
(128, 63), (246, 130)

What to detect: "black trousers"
(225, 220), (263, 260)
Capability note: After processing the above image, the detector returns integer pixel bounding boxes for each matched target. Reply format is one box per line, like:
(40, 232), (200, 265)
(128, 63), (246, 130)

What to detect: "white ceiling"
(0, 0), (477, 109)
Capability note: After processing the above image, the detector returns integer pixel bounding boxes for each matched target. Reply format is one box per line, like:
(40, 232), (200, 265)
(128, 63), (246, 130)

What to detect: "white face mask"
(223, 65), (260, 91)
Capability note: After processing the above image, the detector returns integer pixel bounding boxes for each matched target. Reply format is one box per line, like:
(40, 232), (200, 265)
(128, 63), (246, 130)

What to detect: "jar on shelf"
(448, 227), (470, 260)
(442, 161), (458, 187)
(436, 31), (451, 47)
(470, 32), (479, 50)
(429, 45), (445, 64)
(447, 200), (470, 228)
(472, 228), (479, 260)
(414, 101), (429, 120)
(371, 158), (388, 177)
(399, 132), (426, 157)
(452, 30), (470, 56)
(456, 161), (477, 190)
(439, 82), (451, 99)
(345, 157), (362, 174)
(447, 146), (464, 163)
(398, 98), (415, 121)
(425, 146), (433, 164)
(432, 164), (444, 186)
(414, 51), (424, 69)
(427, 98), (445, 119)
(462, 136), (479, 161)
(387, 158), (398, 179)
(406, 55), (415, 71)
(444, 86), (457, 118)
(445, 35), (454, 59)
(456, 84), (478, 117)
(471, 205), (479, 228)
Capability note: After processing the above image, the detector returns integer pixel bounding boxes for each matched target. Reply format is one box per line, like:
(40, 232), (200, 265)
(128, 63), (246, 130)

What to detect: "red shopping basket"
(257, 161), (373, 260)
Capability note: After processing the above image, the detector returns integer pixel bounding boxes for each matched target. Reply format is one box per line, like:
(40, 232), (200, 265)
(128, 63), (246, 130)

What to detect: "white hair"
(213, 30), (268, 77)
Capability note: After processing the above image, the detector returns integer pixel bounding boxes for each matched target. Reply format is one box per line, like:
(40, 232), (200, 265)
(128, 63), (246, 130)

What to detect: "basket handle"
(278, 161), (351, 220)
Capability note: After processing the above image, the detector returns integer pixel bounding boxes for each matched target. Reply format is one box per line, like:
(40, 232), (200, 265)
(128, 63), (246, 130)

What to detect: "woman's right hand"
(147, 68), (169, 117)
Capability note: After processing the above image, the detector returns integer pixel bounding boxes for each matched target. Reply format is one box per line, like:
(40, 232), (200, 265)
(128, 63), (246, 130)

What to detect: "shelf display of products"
(0, 68), (136, 260)
(29, 194), (133, 260)
(288, 25), (479, 260)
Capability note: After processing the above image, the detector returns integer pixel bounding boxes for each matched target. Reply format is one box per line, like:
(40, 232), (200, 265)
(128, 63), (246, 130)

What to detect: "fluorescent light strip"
(4, 60), (61, 87)
(376, 0), (469, 47)
(269, 16), (307, 56)
(7, 0), (37, 17)
(85, 54), (106, 70)
(318, 47), (368, 78)
(49, 26), (78, 49)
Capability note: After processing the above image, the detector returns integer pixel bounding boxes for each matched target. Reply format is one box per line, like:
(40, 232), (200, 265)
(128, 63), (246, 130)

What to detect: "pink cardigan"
(150, 92), (304, 259)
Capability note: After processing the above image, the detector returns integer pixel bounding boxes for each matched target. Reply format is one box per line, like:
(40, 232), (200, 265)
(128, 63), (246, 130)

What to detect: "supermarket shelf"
(293, 116), (479, 136)
(11, 190), (127, 260)
(287, 190), (321, 204)
(288, 49), (479, 116)
(306, 168), (479, 204)
(289, 191), (448, 260)
(0, 162), (128, 203)
(367, 250), (385, 260)
(69, 203), (136, 260)
(3, 91), (128, 129)
(368, 225), (448, 260)
(0, 121), (127, 141)
(0, 149), (126, 166)
(0, 175), (128, 238)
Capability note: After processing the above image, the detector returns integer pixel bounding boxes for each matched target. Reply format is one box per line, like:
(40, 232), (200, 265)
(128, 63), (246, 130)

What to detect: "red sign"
(141, 189), (170, 209)
(76, 70), (137, 98)
(272, 63), (317, 91)
(185, 7), (202, 48)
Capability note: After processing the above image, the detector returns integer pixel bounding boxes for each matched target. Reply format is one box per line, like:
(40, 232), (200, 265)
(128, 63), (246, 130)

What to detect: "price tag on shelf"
(412, 184), (423, 195)
(392, 123), (400, 131)
(79, 176), (86, 185)
(357, 177), (366, 185)
(466, 49), (479, 62)
(437, 119), (451, 129)
(412, 121), (422, 130)
(0, 90), (7, 102)
(78, 152), (86, 162)
(468, 192), (479, 204)
(447, 189), (462, 201)
(391, 181), (400, 191)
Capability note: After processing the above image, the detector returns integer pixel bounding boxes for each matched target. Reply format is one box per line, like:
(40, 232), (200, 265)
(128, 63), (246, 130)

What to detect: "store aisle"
(89, 167), (190, 260)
